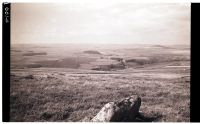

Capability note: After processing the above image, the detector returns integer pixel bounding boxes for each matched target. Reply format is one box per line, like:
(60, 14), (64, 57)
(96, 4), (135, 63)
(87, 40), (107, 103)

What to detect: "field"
(10, 44), (190, 122)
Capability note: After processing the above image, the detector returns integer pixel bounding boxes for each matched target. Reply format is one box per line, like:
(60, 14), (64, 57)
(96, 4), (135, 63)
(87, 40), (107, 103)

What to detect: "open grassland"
(10, 44), (190, 122)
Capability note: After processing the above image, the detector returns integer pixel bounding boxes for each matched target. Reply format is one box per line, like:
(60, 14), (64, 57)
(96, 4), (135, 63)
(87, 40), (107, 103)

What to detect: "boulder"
(91, 95), (141, 122)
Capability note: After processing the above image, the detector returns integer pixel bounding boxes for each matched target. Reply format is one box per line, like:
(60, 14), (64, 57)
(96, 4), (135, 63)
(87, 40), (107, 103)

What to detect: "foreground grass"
(10, 67), (190, 122)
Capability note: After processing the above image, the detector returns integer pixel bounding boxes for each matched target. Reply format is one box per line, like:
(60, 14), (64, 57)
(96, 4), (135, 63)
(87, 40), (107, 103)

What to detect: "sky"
(11, 3), (190, 45)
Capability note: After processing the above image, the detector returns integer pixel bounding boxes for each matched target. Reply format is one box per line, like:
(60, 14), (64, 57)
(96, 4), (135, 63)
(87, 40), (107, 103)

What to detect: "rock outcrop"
(91, 95), (141, 122)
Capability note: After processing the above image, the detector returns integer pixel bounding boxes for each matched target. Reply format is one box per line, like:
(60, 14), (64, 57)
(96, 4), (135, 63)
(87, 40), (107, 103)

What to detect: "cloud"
(11, 3), (190, 45)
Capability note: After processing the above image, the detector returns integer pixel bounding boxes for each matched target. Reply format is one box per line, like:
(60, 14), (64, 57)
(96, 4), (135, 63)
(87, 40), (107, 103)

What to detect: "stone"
(91, 95), (141, 122)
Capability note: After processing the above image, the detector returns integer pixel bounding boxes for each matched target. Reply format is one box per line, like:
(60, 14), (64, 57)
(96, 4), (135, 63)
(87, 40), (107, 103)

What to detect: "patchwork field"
(10, 44), (190, 122)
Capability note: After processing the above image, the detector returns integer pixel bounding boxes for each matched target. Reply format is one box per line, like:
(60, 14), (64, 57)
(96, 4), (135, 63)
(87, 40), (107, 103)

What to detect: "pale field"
(10, 44), (190, 122)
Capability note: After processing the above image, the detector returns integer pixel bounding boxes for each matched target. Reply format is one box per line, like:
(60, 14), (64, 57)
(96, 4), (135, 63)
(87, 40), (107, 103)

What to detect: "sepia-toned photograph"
(10, 2), (190, 122)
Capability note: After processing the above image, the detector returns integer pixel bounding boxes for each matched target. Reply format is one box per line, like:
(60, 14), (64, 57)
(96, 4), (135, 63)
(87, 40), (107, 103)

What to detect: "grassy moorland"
(10, 44), (190, 122)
